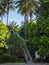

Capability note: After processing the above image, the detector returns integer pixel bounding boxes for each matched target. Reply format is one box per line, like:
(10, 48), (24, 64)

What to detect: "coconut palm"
(15, 0), (41, 39)
(15, 0), (28, 22)
(15, 0), (40, 22)
(7, 21), (19, 32)
(1, 0), (15, 25)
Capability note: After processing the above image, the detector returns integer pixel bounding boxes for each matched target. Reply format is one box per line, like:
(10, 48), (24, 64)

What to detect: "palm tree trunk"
(7, 11), (9, 25)
(24, 13), (28, 39)
(7, 3), (9, 25)
(24, 13), (28, 22)
(30, 12), (32, 22)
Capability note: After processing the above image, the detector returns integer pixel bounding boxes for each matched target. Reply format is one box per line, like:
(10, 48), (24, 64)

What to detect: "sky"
(3, 9), (24, 26)
(3, 9), (36, 26)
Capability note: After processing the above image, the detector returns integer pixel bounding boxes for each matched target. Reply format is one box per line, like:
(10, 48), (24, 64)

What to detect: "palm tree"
(15, 0), (28, 22)
(2, 0), (15, 25)
(8, 21), (19, 32)
(15, 0), (40, 22)
(15, 0), (40, 39)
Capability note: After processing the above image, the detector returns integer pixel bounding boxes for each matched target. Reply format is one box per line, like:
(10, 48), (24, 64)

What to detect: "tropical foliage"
(0, 20), (8, 48)
(0, 0), (49, 63)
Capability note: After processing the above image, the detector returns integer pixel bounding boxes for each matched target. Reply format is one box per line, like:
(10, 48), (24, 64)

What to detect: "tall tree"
(1, 0), (15, 25)
(15, 0), (40, 22)
(15, 0), (40, 40)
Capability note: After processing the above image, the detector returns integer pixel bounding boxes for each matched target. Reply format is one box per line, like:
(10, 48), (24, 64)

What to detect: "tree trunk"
(24, 13), (28, 22)
(30, 12), (32, 22)
(24, 13), (28, 39)
(7, 12), (8, 25)
(7, 4), (9, 25)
